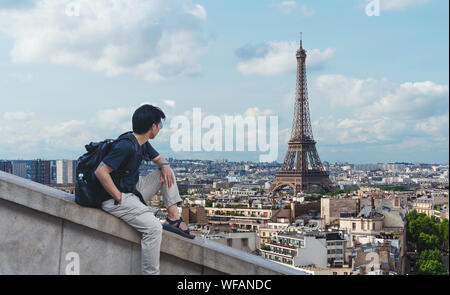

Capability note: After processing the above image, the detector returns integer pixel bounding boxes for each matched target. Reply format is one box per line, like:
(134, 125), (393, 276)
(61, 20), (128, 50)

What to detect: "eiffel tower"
(270, 34), (332, 195)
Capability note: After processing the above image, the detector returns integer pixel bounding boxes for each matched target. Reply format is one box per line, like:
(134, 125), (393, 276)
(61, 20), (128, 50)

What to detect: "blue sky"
(0, 0), (448, 163)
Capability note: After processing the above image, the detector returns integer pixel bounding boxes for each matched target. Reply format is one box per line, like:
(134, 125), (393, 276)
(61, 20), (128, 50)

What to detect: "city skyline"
(0, 0), (448, 164)
(1, 158), (448, 166)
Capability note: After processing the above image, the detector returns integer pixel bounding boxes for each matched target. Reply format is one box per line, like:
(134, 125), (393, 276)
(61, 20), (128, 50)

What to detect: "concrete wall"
(0, 171), (307, 275)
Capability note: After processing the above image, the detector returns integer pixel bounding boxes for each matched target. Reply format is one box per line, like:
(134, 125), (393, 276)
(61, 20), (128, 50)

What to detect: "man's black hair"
(132, 104), (166, 134)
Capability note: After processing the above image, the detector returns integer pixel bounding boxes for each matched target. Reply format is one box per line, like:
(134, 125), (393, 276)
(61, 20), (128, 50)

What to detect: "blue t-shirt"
(100, 132), (159, 200)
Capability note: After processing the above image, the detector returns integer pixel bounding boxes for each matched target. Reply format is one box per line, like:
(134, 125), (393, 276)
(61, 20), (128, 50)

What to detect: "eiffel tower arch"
(270, 34), (332, 196)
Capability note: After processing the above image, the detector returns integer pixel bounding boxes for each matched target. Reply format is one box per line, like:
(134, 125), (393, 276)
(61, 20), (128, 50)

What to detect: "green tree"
(407, 212), (439, 243)
(417, 259), (448, 275)
(417, 232), (440, 252)
(417, 249), (442, 267)
(438, 219), (449, 244)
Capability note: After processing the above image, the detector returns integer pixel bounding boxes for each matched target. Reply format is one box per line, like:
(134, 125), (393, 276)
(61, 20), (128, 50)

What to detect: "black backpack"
(74, 132), (138, 208)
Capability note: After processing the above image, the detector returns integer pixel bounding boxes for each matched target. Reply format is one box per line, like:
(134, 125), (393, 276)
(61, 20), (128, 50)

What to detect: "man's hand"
(114, 193), (123, 204)
(95, 162), (122, 204)
(160, 164), (174, 188)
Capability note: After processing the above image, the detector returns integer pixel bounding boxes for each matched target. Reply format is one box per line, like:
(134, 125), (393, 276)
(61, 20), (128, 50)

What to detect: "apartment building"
(260, 231), (347, 269)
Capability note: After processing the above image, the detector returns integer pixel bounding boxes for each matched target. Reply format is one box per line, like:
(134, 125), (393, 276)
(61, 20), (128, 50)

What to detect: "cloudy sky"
(0, 0), (448, 164)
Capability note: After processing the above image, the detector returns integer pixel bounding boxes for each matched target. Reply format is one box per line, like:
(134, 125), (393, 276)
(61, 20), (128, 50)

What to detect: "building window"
(242, 238), (248, 248)
(352, 223), (356, 230)
(372, 223), (375, 230)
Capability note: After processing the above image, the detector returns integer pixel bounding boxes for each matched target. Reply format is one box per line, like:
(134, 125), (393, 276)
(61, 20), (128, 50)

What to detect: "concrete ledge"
(0, 171), (307, 275)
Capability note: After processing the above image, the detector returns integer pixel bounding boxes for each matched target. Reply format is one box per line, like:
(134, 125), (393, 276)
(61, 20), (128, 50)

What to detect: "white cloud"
(315, 75), (394, 108)
(93, 107), (134, 130)
(273, 1), (314, 16)
(3, 111), (35, 121)
(184, 3), (207, 21)
(300, 4), (315, 16)
(414, 113), (449, 136)
(312, 75), (449, 147)
(380, 0), (430, 11)
(236, 41), (334, 76)
(273, 1), (297, 14)
(358, 81), (449, 120)
(243, 107), (273, 117)
(0, 0), (208, 82)
(163, 100), (176, 108)
(42, 120), (87, 140)
(0, 105), (138, 157)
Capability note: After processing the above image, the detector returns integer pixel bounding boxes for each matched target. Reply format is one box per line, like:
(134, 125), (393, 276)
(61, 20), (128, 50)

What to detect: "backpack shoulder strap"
(111, 132), (139, 173)
(116, 132), (138, 153)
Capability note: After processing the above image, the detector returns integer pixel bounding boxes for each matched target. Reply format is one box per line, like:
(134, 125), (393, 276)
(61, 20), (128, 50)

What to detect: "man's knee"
(144, 218), (163, 235)
(136, 212), (163, 235)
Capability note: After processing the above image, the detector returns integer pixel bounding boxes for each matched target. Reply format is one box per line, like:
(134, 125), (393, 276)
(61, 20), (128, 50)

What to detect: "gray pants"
(101, 168), (182, 275)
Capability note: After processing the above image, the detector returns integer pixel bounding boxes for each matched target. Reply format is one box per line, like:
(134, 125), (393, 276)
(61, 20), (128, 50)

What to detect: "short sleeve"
(144, 142), (159, 161)
(102, 140), (134, 171)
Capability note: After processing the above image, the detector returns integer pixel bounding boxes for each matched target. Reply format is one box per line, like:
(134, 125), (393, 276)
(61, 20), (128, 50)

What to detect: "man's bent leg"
(136, 168), (182, 208)
(101, 193), (162, 275)
(136, 169), (194, 236)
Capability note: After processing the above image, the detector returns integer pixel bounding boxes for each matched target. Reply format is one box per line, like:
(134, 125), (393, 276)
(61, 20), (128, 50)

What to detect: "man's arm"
(94, 162), (123, 204)
(152, 155), (174, 188)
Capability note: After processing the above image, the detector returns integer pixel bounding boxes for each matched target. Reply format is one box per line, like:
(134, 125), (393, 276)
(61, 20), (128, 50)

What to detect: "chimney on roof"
(371, 197), (375, 211)
(356, 198), (361, 213)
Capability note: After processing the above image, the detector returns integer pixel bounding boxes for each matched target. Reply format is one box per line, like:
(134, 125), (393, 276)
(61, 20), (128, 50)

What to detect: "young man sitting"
(95, 104), (195, 275)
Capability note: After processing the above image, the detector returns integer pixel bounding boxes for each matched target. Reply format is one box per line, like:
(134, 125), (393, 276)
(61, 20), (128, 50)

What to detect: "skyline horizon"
(1, 156), (448, 166)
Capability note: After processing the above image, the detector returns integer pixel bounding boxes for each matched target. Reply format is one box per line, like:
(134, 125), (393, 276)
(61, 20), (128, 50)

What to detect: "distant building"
(30, 160), (51, 184)
(56, 160), (77, 184)
(11, 160), (27, 178)
(260, 231), (347, 269)
(413, 196), (449, 220)
(259, 222), (290, 244)
(181, 206), (208, 225)
(0, 161), (12, 174)
(350, 240), (403, 275)
(321, 197), (360, 226)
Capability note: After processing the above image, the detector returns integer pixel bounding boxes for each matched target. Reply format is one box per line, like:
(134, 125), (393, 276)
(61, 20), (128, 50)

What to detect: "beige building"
(205, 207), (273, 220)
(339, 209), (384, 245)
(205, 206), (292, 223)
(413, 197), (448, 220)
(321, 197), (360, 226)
(258, 222), (290, 244)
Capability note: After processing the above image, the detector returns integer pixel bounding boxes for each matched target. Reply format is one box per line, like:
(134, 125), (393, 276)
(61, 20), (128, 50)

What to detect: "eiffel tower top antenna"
(300, 32), (303, 48)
